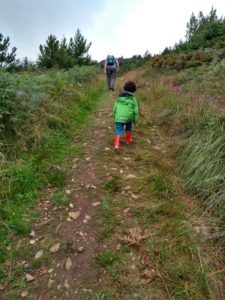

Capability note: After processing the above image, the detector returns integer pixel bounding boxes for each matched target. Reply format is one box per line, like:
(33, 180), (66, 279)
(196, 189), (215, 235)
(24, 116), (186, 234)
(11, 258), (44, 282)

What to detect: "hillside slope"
(1, 65), (225, 299)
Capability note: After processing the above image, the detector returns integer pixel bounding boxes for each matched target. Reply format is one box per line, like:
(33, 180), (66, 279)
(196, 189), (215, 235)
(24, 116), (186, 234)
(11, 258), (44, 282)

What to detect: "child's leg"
(125, 123), (132, 144)
(114, 123), (124, 149)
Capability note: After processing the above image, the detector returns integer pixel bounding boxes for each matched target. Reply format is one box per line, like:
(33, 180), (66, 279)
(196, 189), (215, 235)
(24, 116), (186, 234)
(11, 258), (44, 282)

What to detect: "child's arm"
(133, 98), (139, 124)
(113, 101), (117, 119)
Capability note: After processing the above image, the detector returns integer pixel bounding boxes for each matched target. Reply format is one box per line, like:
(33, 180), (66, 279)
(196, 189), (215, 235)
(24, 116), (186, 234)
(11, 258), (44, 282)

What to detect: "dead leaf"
(120, 227), (149, 246)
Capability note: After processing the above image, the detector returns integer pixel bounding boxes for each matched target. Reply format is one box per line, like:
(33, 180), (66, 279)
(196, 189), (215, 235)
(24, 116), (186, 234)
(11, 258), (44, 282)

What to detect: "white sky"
(1, 0), (224, 62)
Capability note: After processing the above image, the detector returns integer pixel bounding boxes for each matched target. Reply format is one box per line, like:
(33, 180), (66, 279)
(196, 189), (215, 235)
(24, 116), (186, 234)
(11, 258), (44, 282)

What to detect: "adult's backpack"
(107, 55), (115, 66)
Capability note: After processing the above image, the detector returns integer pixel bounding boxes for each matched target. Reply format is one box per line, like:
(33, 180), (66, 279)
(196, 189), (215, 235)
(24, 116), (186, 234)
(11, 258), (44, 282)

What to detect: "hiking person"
(113, 81), (139, 150)
(104, 54), (119, 91)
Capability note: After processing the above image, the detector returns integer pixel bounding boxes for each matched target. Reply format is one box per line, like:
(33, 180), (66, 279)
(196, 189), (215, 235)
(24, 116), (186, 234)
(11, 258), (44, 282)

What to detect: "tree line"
(162, 7), (225, 55)
(0, 29), (94, 70)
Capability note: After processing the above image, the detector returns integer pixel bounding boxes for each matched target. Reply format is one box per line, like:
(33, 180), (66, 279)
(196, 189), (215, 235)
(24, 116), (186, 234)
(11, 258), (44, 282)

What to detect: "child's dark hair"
(123, 81), (136, 93)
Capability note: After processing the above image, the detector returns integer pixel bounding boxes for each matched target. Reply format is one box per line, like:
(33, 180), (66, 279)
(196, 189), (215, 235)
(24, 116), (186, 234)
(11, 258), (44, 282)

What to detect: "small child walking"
(113, 81), (139, 150)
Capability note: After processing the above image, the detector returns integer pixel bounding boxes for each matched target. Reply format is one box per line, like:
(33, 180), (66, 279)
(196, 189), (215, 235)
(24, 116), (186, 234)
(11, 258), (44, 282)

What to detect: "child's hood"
(117, 92), (134, 104)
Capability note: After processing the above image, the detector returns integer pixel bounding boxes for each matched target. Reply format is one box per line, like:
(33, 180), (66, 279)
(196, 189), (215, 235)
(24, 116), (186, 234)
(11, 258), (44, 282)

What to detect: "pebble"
(29, 230), (35, 237)
(48, 279), (55, 289)
(21, 291), (29, 298)
(92, 202), (100, 207)
(64, 279), (70, 290)
(65, 257), (73, 270)
(35, 250), (43, 260)
(126, 174), (137, 179)
(68, 211), (80, 220)
(77, 246), (84, 253)
(49, 243), (61, 253)
(123, 208), (130, 214)
(124, 186), (131, 190)
(25, 274), (34, 282)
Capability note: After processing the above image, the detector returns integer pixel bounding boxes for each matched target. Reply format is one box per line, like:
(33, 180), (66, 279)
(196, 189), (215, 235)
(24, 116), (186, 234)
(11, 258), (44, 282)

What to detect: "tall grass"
(180, 112), (225, 210)
(144, 62), (225, 224)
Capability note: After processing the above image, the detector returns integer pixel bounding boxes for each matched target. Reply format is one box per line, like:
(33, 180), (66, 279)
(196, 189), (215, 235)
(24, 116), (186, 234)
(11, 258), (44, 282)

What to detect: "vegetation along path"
(2, 68), (225, 299)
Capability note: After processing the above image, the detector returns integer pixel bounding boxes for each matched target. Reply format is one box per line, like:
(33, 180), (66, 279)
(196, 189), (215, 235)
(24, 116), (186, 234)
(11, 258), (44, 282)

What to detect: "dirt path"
(4, 70), (224, 300)
(29, 95), (116, 299)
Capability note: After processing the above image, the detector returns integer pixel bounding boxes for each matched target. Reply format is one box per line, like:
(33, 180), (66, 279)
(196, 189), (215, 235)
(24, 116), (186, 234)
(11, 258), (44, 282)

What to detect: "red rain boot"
(125, 131), (132, 144)
(114, 135), (121, 150)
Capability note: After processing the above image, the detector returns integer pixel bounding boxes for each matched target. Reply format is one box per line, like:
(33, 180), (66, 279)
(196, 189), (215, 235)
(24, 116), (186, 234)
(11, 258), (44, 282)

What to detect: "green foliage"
(96, 250), (120, 268)
(156, 8), (225, 71)
(92, 290), (117, 300)
(118, 53), (151, 74)
(0, 66), (99, 149)
(38, 29), (92, 69)
(104, 175), (121, 193)
(184, 8), (225, 50)
(97, 197), (119, 238)
(68, 29), (92, 66)
(0, 33), (17, 68)
(39, 34), (60, 68)
(148, 172), (175, 198)
(52, 191), (69, 207)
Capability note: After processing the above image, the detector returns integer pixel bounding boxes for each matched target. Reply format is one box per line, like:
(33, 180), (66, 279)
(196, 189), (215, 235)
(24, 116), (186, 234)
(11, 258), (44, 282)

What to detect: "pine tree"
(38, 35), (60, 68)
(68, 29), (92, 66)
(186, 13), (198, 40)
(0, 33), (17, 67)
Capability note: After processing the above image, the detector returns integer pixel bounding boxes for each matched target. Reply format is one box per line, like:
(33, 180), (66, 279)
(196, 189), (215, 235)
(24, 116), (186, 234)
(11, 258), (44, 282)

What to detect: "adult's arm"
(104, 61), (107, 73)
(116, 59), (120, 70)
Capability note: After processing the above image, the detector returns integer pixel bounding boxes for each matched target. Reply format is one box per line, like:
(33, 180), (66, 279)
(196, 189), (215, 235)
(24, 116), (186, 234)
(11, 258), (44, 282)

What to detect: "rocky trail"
(3, 70), (224, 300)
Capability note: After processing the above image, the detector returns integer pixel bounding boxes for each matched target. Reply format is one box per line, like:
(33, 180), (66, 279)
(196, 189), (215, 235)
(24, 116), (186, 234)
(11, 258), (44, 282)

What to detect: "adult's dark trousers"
(106, 67), (116, 90)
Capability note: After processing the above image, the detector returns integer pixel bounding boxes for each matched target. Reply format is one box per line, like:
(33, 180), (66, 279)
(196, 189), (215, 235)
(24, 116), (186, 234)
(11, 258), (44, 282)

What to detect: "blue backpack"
(107, 55), (115, 66)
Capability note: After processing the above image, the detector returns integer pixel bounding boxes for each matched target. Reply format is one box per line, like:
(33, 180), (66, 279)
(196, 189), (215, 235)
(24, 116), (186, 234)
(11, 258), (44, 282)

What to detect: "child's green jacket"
(113, 92), (139, 124)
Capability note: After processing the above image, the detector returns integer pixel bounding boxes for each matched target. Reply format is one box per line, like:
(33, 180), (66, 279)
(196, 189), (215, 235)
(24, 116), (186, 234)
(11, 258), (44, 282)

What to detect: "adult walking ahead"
(104, 54), (119, 91)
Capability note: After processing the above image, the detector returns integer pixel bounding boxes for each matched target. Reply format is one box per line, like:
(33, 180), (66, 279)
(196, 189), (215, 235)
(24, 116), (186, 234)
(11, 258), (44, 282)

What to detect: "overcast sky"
(1, 0), (224, 62)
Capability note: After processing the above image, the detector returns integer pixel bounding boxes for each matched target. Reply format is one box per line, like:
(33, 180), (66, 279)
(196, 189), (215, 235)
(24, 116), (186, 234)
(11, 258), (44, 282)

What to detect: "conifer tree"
(68, 29), (92, 66)
(0, 33), (17, 67)
(38, 35), (60, 68)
